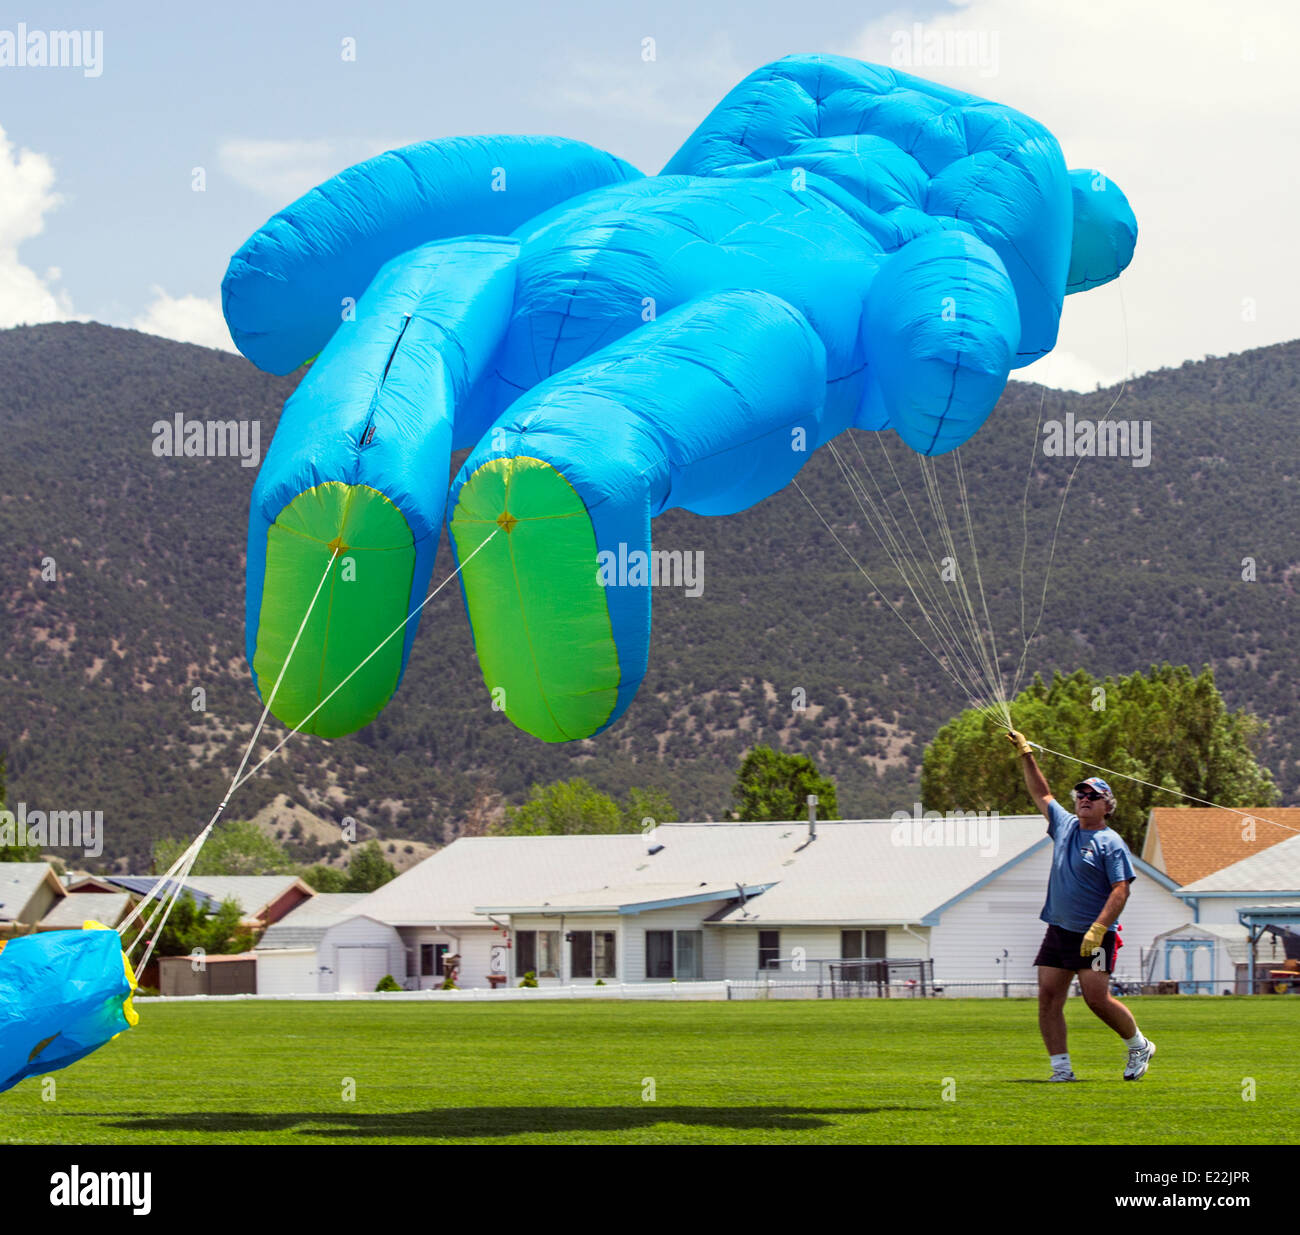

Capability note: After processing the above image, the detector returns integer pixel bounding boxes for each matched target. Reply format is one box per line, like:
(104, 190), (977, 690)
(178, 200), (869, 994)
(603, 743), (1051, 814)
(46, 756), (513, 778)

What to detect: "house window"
(516, 930), (560, 979)
(646, 929), (703, 979)
(646, 930), (674, 979)
(676, 931), (702, 981)
(841, 930), (886, 960)
(570, 931), (616, 979)
(420, 943), (449, 976)
(758, 930), (781, 970)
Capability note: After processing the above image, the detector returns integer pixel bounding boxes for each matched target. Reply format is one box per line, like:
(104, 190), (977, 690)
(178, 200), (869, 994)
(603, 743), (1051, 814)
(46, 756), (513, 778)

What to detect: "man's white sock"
(1050, 1052), (1072, 1071)
(1123, 1030), (1145, 1049)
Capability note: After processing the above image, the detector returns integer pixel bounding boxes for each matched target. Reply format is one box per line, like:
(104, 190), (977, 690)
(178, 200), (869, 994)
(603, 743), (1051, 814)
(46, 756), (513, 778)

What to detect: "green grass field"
(3, 997), (1295, 1145)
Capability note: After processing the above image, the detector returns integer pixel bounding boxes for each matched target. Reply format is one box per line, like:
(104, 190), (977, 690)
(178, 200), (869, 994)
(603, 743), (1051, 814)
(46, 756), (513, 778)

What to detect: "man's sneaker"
(1048, 1069), (1077, 1082)
(1124, 1037), (1156, 1081)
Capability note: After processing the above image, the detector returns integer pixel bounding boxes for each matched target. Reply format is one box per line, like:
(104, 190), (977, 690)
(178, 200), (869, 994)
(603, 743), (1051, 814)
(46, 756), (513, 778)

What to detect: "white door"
(337, 946), (390, 993)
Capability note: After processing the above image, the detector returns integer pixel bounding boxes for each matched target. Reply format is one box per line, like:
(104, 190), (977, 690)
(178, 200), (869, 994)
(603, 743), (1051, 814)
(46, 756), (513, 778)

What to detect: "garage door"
(337, 946), (391, 993)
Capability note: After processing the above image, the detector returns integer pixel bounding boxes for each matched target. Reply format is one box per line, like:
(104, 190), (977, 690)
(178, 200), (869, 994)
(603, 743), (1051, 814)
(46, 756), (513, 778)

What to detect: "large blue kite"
(224, 54), (1136, 744)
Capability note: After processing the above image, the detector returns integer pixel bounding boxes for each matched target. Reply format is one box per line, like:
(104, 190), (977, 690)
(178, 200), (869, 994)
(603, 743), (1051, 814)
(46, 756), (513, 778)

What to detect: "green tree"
(731, 746), (840, 821)
(300, 863), (348, 892)
(344, 840), (397, 892)
(493, 779), (674, 836)
(141, 893), (255, 958)
(494, 778), (625, 835)
(921, 664), (1279, 848)
(622, 787), (677, 831)
(153, 819), (294, 877)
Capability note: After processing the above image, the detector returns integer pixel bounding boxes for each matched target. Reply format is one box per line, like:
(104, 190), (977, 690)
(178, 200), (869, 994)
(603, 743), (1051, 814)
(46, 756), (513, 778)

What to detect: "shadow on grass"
(1005, 1078), (1097, 1084)
(98, 1104), (907, 1138)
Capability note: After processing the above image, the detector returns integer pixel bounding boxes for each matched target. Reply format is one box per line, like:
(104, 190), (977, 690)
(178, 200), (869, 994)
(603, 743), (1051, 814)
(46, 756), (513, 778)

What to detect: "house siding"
(625, 904), (728, 981)
(257, 949), (318, 995)
(317, 917), (405, 993)
(1191, 894), (1300, 928)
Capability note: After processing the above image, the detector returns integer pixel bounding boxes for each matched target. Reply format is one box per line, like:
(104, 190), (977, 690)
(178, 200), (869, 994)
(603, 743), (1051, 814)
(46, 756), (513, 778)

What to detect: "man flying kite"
(1008, 730), (1156, 1082)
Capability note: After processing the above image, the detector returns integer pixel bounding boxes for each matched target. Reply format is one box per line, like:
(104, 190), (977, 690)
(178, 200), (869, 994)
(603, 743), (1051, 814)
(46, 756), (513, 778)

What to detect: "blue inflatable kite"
(0, 924), (138, 1093)
(223, 54), (1136, 743)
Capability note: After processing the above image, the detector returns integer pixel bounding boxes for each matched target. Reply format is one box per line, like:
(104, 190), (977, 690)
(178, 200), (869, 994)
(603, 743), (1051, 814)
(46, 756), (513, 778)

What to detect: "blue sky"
(1, 0), (1296, 389)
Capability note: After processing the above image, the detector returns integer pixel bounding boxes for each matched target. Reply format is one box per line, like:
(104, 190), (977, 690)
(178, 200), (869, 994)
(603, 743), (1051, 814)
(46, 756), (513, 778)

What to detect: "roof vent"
(807, 794), (818, 840)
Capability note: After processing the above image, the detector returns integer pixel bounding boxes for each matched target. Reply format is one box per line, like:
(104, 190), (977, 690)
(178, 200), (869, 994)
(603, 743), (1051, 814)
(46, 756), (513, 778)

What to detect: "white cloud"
(546, 33), (749, 170)
(218, 137), (397, 202)
(843, 1), (1300, 383)
(131, 287), (236, 353)
(0, 125), (75, 327)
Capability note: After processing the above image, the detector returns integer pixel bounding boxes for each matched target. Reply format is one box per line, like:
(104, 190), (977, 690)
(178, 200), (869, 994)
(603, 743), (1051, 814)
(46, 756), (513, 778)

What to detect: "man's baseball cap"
(1074, 776), (1113, 797)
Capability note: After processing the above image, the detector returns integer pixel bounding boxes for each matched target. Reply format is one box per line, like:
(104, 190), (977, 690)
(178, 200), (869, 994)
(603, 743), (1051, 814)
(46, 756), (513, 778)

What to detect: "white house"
(1147, 831), (1300, 991)
(1174, 832), (1300, 927)
(259, 816), (1187, 992)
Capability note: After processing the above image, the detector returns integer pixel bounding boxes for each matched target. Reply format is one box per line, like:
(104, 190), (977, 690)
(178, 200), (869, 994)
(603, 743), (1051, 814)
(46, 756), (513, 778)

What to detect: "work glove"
(1081, 922), (1109, 956)
(1007, 729), (1033, 756)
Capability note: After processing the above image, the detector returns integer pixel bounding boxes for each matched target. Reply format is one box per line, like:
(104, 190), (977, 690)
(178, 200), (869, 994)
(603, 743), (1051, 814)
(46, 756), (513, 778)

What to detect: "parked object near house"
(159, 952), (258, 997)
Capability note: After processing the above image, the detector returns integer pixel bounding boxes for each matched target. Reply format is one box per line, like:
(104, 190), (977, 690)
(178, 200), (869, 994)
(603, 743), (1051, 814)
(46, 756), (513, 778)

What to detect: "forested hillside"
(2, 322), (1297, 868)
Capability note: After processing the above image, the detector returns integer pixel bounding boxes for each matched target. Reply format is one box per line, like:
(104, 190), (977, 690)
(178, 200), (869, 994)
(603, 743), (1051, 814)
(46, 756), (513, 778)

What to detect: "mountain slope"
(2, 322), (1297, 868)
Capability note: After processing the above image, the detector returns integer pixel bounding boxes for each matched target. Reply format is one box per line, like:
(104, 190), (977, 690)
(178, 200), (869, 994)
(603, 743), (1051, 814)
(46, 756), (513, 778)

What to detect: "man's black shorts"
(1034, 924), (1116, 972)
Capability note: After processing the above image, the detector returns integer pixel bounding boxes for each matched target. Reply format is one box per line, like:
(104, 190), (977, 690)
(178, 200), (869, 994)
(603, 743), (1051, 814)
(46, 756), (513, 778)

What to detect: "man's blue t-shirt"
(1041, 799), (1136, 932)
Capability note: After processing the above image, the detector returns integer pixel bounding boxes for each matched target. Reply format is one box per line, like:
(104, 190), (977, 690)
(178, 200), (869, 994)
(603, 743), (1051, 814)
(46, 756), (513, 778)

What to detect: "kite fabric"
(222, 53), (1136, 744)
(0, 922), (138, 1093)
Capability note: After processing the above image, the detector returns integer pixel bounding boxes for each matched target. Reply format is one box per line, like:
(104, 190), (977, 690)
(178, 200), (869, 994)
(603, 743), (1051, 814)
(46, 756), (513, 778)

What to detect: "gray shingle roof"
(1178, 832), (1300, 893)
(39, 892), (132, 928)
(256, 893), (369, 950)
(0, 863), (60, 922)
(350, 818), (1050, 927)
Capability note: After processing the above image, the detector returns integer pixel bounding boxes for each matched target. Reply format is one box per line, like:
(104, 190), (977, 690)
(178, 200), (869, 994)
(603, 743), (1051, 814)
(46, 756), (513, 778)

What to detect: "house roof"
(351, 825), (815, 926)
(707, 817), (1050, 925)
(1177, 832), (1300, 895)
(107, 875), (310, 917)
(1144, 808), (1299, 885)
(107, 876), (221, 913)
(0, 863), (64, 922)
(476, 880), (779, 915)
(39, 892), (131, 929)
(185, 876), (312, 917)
(256, 893), (369, 950)
(352, 817), (1051, 927)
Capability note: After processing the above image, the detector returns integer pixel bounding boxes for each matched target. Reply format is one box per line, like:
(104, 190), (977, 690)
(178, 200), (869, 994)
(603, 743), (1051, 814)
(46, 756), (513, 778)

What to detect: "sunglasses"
(1074, 787), (1105, 802)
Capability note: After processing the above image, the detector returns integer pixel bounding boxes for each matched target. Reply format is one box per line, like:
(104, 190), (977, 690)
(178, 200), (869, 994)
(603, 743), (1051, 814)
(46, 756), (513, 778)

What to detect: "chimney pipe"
(807, 793), (818, 840)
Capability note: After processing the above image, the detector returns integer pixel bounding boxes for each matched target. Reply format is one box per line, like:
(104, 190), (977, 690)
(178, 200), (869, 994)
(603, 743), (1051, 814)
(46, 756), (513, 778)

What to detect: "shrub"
(518, 969), (538, 988)
(375, 974), (402, 992)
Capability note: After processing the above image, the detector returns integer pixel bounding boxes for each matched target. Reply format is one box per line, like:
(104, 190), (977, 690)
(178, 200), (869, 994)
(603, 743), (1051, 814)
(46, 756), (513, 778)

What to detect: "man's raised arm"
(1008, 730), (1054, 821)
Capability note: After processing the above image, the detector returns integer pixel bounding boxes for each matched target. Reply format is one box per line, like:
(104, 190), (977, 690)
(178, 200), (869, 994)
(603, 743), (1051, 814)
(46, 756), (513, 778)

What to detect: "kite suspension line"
(121, 529), (498, 971)
(123, 546), (342, 967)
(1013, 732), (1300, 840)
(230, 530), (499, 794)
(1010, 280), (1131, 699)
(808, 435), (1013, 730)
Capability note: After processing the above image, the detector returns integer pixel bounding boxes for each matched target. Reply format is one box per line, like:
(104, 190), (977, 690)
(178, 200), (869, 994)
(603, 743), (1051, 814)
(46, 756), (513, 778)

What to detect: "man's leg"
(1037, 966), (1075, 1055)
(1075, 967), (1136, 1038)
